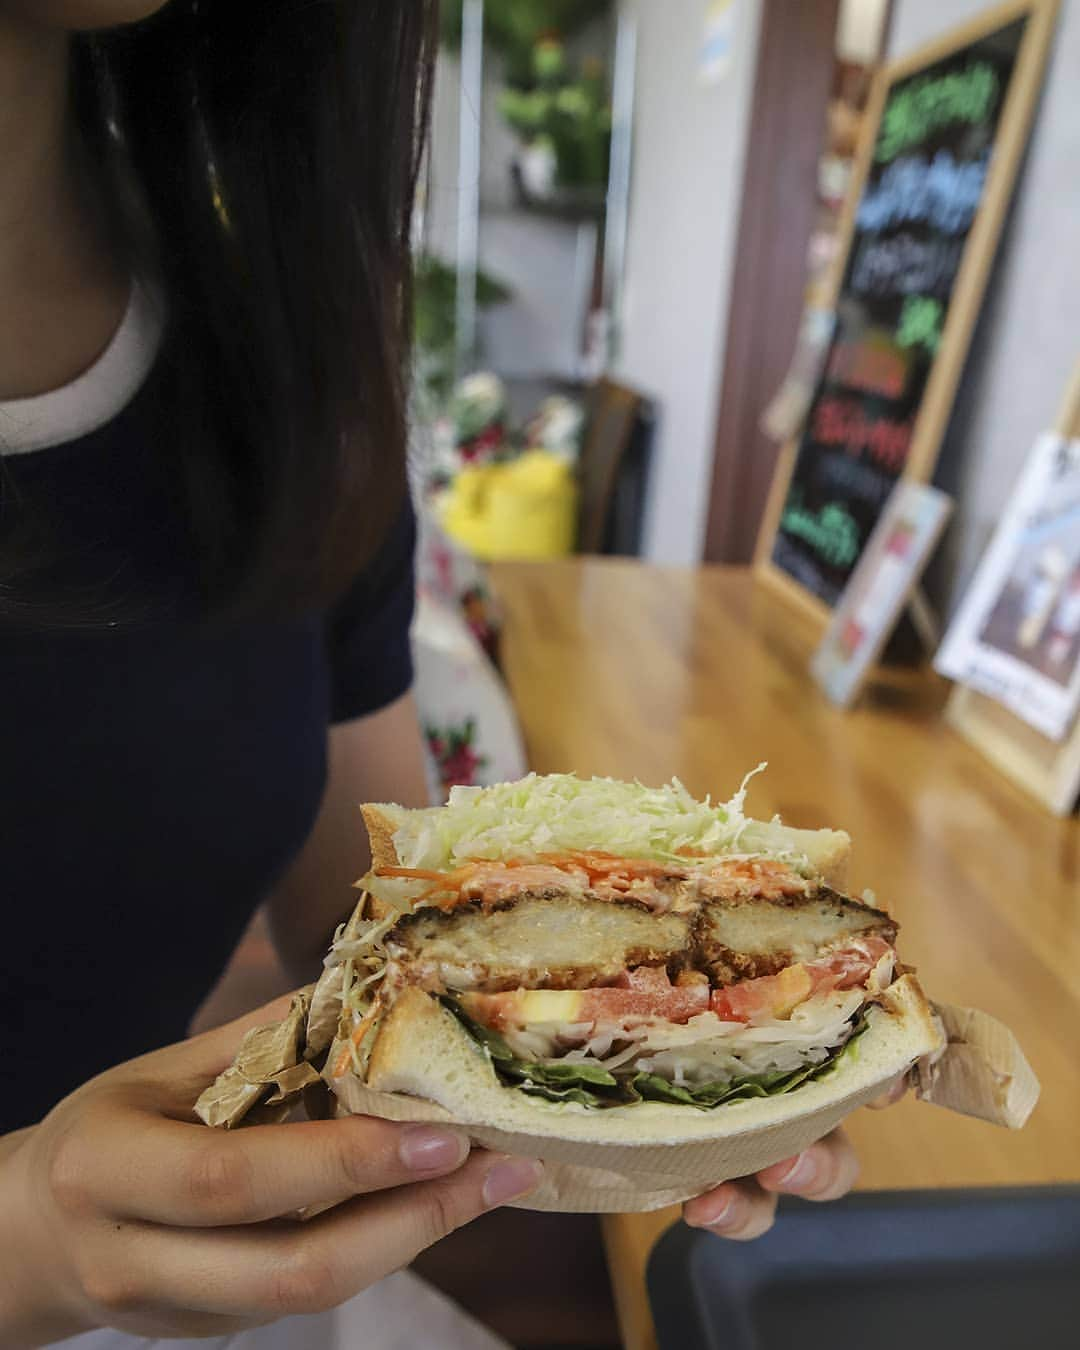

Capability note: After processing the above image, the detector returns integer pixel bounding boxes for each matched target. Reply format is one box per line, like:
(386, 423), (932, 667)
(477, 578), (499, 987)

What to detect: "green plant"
(440, 0), (611, 84)
(413, 254), (511, 405)
(499, 43), (611, 191)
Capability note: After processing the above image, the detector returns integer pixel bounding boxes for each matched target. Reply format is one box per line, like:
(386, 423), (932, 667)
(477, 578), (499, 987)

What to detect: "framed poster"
(940, 361), (1080, 816)
(813, 483), (953, 707)
(755, 0), (1060, 625)
(936, 433), (1080, 741)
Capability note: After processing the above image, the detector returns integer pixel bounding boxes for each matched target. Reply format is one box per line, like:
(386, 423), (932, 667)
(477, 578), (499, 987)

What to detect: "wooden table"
(490, 558), (1080, 1350)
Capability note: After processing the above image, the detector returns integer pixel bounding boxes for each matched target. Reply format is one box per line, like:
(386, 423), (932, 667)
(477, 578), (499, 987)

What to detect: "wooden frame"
(754, 0), (1062, 631)
(947, 689), (1080, 814)
(945, 360), (1080, 817)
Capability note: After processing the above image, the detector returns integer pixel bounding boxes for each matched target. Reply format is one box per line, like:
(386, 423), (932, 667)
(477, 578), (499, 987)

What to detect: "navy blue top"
(0, 372), (415, 1132)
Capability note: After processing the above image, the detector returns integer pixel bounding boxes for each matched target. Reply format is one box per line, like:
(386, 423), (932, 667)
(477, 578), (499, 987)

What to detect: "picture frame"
(812, 482), (953, 708)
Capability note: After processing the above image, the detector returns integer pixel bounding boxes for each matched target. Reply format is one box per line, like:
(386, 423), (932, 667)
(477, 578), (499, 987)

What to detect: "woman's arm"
(265, 691), (431, 983)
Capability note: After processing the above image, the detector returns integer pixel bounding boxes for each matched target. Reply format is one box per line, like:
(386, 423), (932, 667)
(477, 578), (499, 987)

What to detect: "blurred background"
(411, 0), (1077, 609)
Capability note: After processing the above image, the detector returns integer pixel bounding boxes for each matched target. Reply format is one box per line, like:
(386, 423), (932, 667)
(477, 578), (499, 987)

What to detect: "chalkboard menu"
(757, 1), (1059, 616)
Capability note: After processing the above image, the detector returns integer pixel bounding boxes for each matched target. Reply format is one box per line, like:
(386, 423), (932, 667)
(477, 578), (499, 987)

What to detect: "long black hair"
(53, 0), (434, 616)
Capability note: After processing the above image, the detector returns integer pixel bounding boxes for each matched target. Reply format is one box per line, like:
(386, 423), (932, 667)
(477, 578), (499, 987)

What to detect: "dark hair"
(52, 0), (433, 616)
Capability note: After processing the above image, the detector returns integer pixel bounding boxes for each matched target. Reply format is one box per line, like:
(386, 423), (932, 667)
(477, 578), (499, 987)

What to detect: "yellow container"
(441, 451), (578, 560)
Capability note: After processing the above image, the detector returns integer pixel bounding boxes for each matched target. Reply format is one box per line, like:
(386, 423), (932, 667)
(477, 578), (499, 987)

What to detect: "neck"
(0, 16), (128, 400)
(0, 15), (77, 286)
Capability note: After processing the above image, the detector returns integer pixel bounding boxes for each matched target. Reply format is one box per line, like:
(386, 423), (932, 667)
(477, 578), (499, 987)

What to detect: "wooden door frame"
(704, 0), (889, 564)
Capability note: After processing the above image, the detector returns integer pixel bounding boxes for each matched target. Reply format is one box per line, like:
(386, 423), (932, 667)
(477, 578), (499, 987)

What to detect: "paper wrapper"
(916, 1002), (1040, 1130)
(195, 988), (323, 1129)
(196, 987), (1040, 1214)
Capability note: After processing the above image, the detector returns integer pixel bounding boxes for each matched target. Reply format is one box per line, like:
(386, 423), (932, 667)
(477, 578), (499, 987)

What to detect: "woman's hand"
(0, 997), (542, 1349)
(681, 1075), (907, 1240)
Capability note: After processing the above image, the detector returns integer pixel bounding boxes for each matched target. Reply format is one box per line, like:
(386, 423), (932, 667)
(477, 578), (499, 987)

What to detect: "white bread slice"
(363, 974), (941, 1146)
(360, 802), (852, 896)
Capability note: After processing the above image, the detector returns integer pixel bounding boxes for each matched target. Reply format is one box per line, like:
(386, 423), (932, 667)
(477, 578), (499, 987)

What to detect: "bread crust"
(359, 804), (410, 917)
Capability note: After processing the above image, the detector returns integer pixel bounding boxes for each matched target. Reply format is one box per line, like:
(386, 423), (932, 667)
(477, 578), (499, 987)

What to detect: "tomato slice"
(460, 966), (710, 1030)
(460, 936), (892, 1034)
(710, 964), (814, 1022)
(579, 973), (709, 1025)
(709, 937), (891, 1022)
(810, 934), (892, 988)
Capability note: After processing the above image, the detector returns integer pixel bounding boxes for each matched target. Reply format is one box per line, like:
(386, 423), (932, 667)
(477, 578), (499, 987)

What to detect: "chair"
(576, 378), (651, 555)
(647, 1187), (1080, 1349)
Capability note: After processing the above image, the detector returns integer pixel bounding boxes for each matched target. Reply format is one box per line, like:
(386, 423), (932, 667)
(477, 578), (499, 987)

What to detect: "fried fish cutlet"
(384, 884), (895, 992)
(385, 889), (694, 991)
(696, 887), (897, 982)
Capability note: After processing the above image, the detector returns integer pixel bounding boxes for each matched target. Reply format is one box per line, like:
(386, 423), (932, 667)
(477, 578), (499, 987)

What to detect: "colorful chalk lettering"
(812, 397), (913, 473)
(896, 295), (944, 355)
(780, 494), (861, 570)
(857, 150), (989, 235)
(827, 338), (908, 399)
(850, 232), (964, 299)
(817, 449), (899, 507)
(875, 61), (999, 164)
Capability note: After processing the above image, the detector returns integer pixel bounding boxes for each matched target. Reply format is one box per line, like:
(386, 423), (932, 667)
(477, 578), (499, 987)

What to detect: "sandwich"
(320, 772), (945, 1143)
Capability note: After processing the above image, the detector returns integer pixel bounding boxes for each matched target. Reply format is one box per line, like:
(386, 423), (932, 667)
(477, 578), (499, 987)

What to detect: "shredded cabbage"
(329, 909), (397, 1028)
(498, 991), (864, 1086)
(392, 768), (775, 869)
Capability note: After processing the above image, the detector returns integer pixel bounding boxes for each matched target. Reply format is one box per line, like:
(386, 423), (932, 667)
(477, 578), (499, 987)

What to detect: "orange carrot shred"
(332, 997), (382, 1078)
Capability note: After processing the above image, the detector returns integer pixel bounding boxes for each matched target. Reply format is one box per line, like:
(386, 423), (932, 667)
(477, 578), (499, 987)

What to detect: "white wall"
(614, 0), (762, 564)
(888, 0), (1080, 610)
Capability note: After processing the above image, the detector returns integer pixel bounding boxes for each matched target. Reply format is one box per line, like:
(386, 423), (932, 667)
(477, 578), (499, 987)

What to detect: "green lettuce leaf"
(517, 1082), (612, 1108)
(630, 1054), (840, 1109)
(511, 1060), (620, 1088)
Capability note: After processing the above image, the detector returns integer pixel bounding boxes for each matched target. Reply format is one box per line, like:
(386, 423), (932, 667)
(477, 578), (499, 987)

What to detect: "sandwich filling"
(332, 774), (902, 1109)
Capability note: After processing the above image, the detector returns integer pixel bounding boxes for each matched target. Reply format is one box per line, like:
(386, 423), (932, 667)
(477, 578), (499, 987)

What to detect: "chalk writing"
(817, 449), (899, 507)
(812, 397), (913, 473)
(896, 295), (944, 355)
(857, 150), (989, 234)
(875, 61), (999, 163)
(780, 493), (860, 569)
(850, 232), (964, 299)
(773, 536), (839, 606)
(827, 338), (908, 399)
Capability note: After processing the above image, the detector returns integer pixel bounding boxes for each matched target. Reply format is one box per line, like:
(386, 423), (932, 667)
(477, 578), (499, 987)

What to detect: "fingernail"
(774, 1150), (817, 1190)
(399, 1126), (468, 1173)
(696, 1189), (743, 1230)
(482, 1158), (544, 1208)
